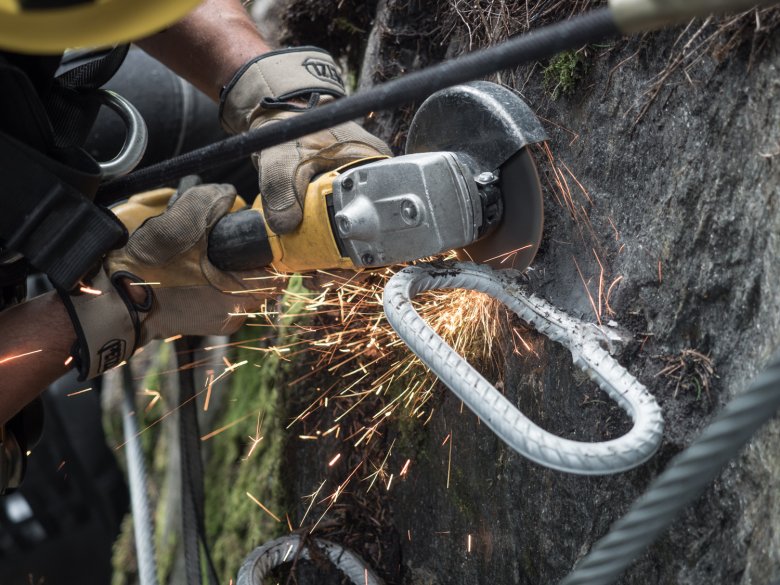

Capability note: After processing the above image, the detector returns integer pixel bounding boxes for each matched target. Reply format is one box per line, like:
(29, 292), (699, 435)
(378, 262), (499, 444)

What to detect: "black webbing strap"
(176, 336), (220, 585)
(0, 133), (127, 291)
(0, 46), (130, 292)
(48, 44), (130, 149)
(0, 54), (58, 154)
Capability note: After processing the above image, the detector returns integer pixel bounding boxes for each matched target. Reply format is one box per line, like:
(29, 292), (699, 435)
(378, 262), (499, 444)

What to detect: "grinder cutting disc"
(458, 148), (543, 270)
(406, 81), (546, 271)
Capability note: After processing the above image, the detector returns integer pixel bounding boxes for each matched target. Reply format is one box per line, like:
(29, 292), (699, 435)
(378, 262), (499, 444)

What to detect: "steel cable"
(121, 367), (160, 585)
(560, 356), (780, 585)
(383, 263), (664, 474)
(97, 8), (619, 202)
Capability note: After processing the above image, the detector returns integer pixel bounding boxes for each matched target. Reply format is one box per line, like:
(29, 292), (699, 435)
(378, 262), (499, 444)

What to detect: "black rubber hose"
(561, 355), (780, 585)
(97, 8), (619, 202)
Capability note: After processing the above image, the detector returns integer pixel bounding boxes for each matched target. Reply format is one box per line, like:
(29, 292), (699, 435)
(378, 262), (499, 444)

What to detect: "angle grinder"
(116, 81), (547, 274)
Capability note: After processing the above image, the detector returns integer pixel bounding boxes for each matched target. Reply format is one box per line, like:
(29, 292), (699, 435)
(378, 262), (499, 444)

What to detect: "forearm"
(0, 292), (74, 424)
(136, 0), (273, 100)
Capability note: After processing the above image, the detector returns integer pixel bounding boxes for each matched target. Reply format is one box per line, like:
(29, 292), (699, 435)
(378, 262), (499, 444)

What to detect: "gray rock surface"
(273, 4), (780, 584)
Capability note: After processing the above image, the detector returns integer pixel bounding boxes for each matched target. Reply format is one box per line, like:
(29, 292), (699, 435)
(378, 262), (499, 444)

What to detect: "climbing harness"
(383, 263), (664, 475)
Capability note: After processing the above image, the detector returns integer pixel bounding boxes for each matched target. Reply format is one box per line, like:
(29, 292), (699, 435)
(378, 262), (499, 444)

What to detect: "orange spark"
(328, 453), (341, 467)
(79, 286), (102, 295)
(244, 411), (265, 460)
(484, 244), (532, 267)
(607, 217), (620, 241)
(66, 387), (93, 397)
(593, 249), (605, 319)
(64, 356), (74, 367)
(605, 276), (624, 316)
(246, 491), (281, 523)
(300, 481), (326, 525)
(141, 389), (161, 413)
(400, 459), (412, 477)
(0, 349), (43, 365)
(573, 256), (602, 326)
(201, 412), (254, 442)
(203, 371), (214, 412)
(445, 431), (453, 489)
(163, 334), (183, 343)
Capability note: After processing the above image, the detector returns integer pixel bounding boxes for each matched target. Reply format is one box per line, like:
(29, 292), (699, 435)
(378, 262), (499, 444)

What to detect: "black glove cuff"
(59, 270), (147, 380)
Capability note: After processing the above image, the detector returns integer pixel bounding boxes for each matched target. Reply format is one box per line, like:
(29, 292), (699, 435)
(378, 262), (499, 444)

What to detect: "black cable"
(176, 336), (220, 585)
(97, 8), (619, 203)
(561, 356), (780, 585)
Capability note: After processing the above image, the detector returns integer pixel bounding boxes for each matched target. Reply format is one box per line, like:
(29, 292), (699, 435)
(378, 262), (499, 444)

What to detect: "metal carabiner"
(93, 89), (148, 181)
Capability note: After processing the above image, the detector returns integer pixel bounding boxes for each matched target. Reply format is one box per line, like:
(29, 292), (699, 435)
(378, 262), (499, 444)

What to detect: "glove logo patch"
(303, 58), (344, 88)
(97, 339), (126, 374)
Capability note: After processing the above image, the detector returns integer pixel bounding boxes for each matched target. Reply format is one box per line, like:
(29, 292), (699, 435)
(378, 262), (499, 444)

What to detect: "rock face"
(272, 3), (780, 585)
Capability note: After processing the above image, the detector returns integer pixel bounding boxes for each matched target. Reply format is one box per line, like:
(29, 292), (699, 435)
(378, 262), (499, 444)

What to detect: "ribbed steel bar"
(237, 535), (384, 585)
(383, 262), (663, 474)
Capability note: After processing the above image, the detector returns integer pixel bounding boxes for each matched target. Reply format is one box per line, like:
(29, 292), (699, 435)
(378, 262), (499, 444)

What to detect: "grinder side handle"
(207, 209), (274, 271)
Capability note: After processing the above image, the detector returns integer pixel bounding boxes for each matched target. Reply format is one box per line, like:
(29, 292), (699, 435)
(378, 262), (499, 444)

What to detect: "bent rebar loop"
(383, 262), (664, 475)
(237, 535), (384, 585)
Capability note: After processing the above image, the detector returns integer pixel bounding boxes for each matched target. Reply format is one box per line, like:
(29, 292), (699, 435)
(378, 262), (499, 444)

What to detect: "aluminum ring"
(94, 89), (148, 181)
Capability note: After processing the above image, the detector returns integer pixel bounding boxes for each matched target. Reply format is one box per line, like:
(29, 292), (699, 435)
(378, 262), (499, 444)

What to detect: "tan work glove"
(60, 184), (273, 380)
(219, 46), (392, 234)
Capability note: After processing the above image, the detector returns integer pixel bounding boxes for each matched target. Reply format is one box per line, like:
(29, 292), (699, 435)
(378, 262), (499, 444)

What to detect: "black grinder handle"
(207, 209), (274, 271)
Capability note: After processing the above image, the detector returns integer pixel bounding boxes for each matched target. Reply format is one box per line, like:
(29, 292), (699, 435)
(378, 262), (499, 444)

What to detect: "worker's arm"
(0, 292), (73, 423)
(136, 0), (272, 101)
(139, 0), (392, 234)
(0, 185), (272, 424)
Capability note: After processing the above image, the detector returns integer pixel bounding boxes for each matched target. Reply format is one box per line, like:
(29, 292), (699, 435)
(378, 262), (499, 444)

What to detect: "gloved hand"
(219, 46), (392, 234)
(60, 184), (274, 380)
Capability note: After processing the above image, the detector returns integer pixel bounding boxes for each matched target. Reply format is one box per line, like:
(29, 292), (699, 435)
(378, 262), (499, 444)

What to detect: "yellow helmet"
(0, 0), (202, 55)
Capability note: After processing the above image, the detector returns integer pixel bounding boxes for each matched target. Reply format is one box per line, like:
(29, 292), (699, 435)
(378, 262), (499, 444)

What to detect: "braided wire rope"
(561, 356), (780, 584)
(121, 367), (160, 585)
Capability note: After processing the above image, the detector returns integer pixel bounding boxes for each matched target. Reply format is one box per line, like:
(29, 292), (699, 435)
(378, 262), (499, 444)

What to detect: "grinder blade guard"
(405, 81), (547, 271)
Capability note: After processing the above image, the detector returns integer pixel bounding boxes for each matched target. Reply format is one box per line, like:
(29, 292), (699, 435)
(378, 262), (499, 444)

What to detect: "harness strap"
(0, 133), (127, 291)
(49, 45), (130, 148)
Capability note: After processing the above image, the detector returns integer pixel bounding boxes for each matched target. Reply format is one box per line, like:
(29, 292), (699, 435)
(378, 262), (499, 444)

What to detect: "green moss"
(542, 50), (588, 99)
(332, 16), (366, 36)
(111, 515), (138, 585)
(396, 407), (431, 462)
(203, 277), (311, 582)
